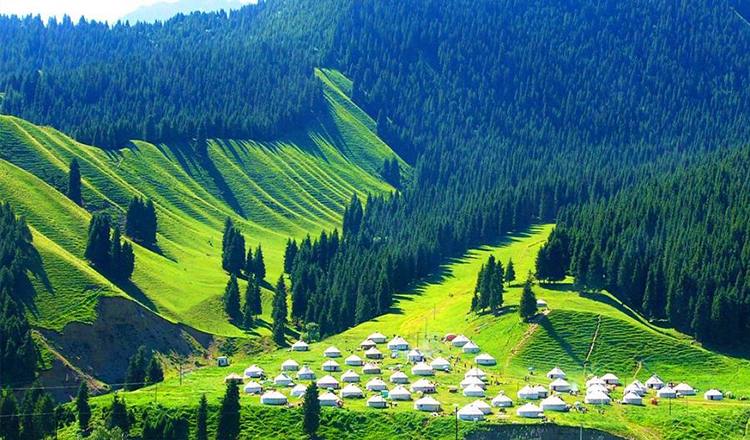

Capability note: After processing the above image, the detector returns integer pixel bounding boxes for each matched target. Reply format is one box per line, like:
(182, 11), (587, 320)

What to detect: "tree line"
(220, 218), (265, 328)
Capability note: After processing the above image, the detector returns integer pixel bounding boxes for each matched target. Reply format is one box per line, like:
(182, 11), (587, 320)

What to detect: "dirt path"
(504, 309), (551, 370)
(584, 315), (602, 363)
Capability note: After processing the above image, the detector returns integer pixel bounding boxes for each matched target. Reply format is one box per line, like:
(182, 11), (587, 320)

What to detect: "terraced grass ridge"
(0, 68), (401, 337)
(83, 225), (750, 439)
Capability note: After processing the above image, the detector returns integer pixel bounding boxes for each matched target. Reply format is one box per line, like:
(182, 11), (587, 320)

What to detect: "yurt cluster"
(221, 332), (726, 422)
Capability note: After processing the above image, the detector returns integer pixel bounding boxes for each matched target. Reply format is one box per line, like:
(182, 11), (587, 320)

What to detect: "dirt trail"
(585, 315), (602, 363)
(504, 309), (551, 370)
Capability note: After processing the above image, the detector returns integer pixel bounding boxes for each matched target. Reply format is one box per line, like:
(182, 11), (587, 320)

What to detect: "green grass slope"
(0, 68), (400, 336)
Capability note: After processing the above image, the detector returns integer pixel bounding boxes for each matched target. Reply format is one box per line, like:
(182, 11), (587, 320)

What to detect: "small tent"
(516, 403), (543, 418)
(217, 356), (229, 367)
(492, 393), (513, 407)
(536, 299), (548, 308)
(360, 339), (377, 350)
(345, 354), (364, 366)
(244, 365), (264, 379)
(451, 334), (470, 347)
(362, 362), (381, 374)
(546, 367), (566, 379)
(324, 346), (342, 358)
(367, 395), (388, 408)
(366, 378), (388, 391)
(623, 383), (644, 397)
(274, 373), (294, 387)
(411, 362), (435, 376)
(341, 370), (361, 383)
(475, 353), (496, 366)
(460, 376), (485, 389)
(290, 384), (307, 398)
(367, 332), (388, 344)
(390, 371), (409, 384)
(457, 403), (484, 421)
(322, 360), (341, 372)
(341, 384), (364, 398)
(224, 373), (243, 384)
(407, 349), (425, 363)
(587, 384), (609, 395)
(657, 386), (677, 399)
(319, 391), (341, 407)
(533, 385), (549, 398)
(462, 341), (480, 354)
(645, 374), (664, 390)
(387, 336), (410, 351)
(281, 359), (299, 371)
(260, 391), (287, 405)
(549, 378), (571, 393)
(586, 376), (606, 388)
(584, 390), (611, 405)
(675, 382), (695, 396)
(316, 375), (340, 390)
(471, 399), (492, 415)
(430, 357), (452, 371)
(414, 396), (441, 412)
(365, 347), (383, 359)
(463, 384), (485, 397)
(541, 395), (567, 411)
(410, 379), (436, 394)
(601, 373), (620, 385)
(296, 366), (316, 380)
(243, 381), (262, 394)
(388, 385), (412, 400)
(291, 340), (309, 351)
(622, 392), (642, 405)
(704, 389), (723, 401)
(517, 385), (539, 399)
(464, 368), (487, 380)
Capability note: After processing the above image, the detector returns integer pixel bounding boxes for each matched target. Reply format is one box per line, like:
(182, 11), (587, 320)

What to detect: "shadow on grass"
(537, 314), (585, 367)
(577, 292), (666, 337)
(113, 278), (158, 312)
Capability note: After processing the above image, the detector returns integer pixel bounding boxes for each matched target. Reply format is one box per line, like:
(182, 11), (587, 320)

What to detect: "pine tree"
(146, 357), (164, 384)
(34, 393), (55, 439)
(284, 238), (298, 274)
(110, 226), (122, 276)
(272, 275), (288, 346)
(121, 241), (135, 280)
(242, 278), (254, 328)
(68, 158), (82, 206)
(107, 394), (129, 433)
(216, 381), (240, 440)
(145, 199), (157, 245)
(196, 394), (208, 440)
(506, 259), (516, 286)
(85, 213), (111, 270)
(244, 247), (255, 278)
(223, 275), (241, 322)
(302, 382), (320, 439)
(0, 391), (20, 440)
(253, 245), (266, 281)
(519, 277), (538, 321)
(489, 260), (505, 315)
(125, 346), (148, 391)
(691, 286), (711, 342)
(76, 382), (91, 434)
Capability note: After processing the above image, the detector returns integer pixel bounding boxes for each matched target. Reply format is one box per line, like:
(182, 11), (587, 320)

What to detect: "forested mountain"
(121, 0), (250, 24)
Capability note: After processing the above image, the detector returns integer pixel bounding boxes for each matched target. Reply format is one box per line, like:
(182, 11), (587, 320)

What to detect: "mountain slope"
(121, 0), (252, 23)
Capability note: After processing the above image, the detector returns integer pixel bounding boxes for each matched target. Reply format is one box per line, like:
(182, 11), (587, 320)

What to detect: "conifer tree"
(519, 277), (538, 321)
(110, 226), (122, 274)
(284, 238), (298, 274)
(125, 346), (148, 390)
(0, 391), (20, 440)
(146, 357), (164, 384)
(107, 394), (129, 433)
(505, 259), (516, 286)
(242, 278), (255, 328)
(302, 382), (320, 439)
(253, 245), (266, 281)
(34, 393), (55, 438)
(68, 158), (82, 206)
(216, 381), (240, 440)
(223, 275), (241, 322)
(272, 275), (288, 346)
(196, 394), (208, 440)
(244, 247), (254, 278)
(76, 382), (91, 434)
(85, 213), (111, 270)
(121, 241), (135, 280)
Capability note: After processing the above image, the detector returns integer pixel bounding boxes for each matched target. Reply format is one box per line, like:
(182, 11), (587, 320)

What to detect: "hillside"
(121, 0), (252, 23)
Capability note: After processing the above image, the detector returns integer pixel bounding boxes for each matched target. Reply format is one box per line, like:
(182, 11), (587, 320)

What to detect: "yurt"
(322, 360), (341, 372)
(623, 384), (645, 397)
(296, 366), (316, 380)
(319, 391), (341, 407)
(622, 392), (643, 405)
(390, 371), (409, 384)
(365, 347), (383, 359)
(657, 386), (677, 399)
(290, 384), (307, 398)
(601, 373), (620, 385)
(463, 384), (485, 397)
(462, 341), (480, 354)
(475, 353), (496, 366)
(430, 357), (452, 371)
(367, 395), (388, 408)
(274, 373), (294, 387)
(243, 381), (262, 394)
(316, 375), (340, 390)
(587, 384), (610, 395)
(407, 349), (425, 363)
(388, 385), (412, 401)
(460, 376), (485, 389)
(549, 378), (571, 393)
(546, 367), (566, 379)
(471, 400), (492, 415)
(631, 380), (646, 390)
(457, 403), (485, 421)
(533, 385), (549, 398)
(366, 378), (388, 391)
(517, 385), (539, 400)
(368, 332), (388, 344)
(244, 365), (264, 379)
(362, 362), (381, 374)
(541, 395), (567, 412)
(341, 384), (364, 398)
(414, 396), (441, 412)
(586, 376), (606, 388)
(536, 299), (548, 309)
(411, 362), (435, 376)
(444, 333), (457, 342)
(451, 334), (470, 347)
(492, 393), (513, 407)
(291, 340), (309, 351)
(675, 383), (695, 396)
(585, 390), (611, 405)
(341, 370), (361, 383)
(516, 403), (543, 418)
(704, 389), (723, 401)
(360, 339), (377, 350)
(464, 368), (487, 380)
(260, 391), (287, 405)
(410, 379), (436, 394)
(345, 355), (364, 367)
(224, 373), (243, 384)
(324, 346), (342, 358)
(645, 375), (665, 390)
(387, 336), (410, 351)
(281, 359), (300, 371)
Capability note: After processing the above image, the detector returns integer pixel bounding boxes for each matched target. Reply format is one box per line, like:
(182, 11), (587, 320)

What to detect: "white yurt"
(464, 367), (487, 380)
(243, 381), (262, 394)
(390, 371), (409, 384)
(457, 403), (484, 421)
(291, 340), (309, 351)
(366, 378), (388, 391)
(549, 378), (571, 393)
(704, 389), (723, 401)
(244, 365), (264, 378)
(368, 332), (388, 344)
(341, 384), (364, 398)
(601, 373), (620, 385)
(586, 376), (606, 388)
(587, 384), (610, 395)
(362, 362), (382, 374)
(367, 395), (388, 408)
(471, 399), (492, 415)
(274, 373), (294, 387)
(290, 384), (308, 398)
(360, 339), (377, 350)
(411, 362), (435, 376)
(341, 370), (361, 383)
(414, 396), (441, 412)
(631, 379), (646, 390)
(657, 386), (677, 399)
(451, 334), (470, 347)
(345, 355), (364, 366)
(460, 376), (485, 389)
(319, 391), (341, 407)
(516, 403), (543, 418)
(316, 375), (340, 389)
(322, 360), (341, 372)
(430, 357), (452, 371)
(387, 336), (410, 351)
(622, 392), (643, 405)
(475, 353), (496, 366)
(533, 385), (549, 398)
(536, 299), (548, 308)
(296, 366), (316, 380)
(260, 391), (288, 405)
(623, 383), (645, 397)
(407, 349), (425, 363)
(541, 395), (567, 412)
(388, 385), (412, 400)
(410, 379), (436, 394)
(365, 347), (383, 359)
(492, 393), (513, 407)
(645, 374), (665, 390)
(462, 341), (480, 354)
(674, 382), (695, 396)
(281, 359), (300, 371)
(324, 346), (342, 358)
(546, 367), (566, 379)
(463, 384), (485, 397)
(584, 390), (611, 405)
(517, 385), (539, 400)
